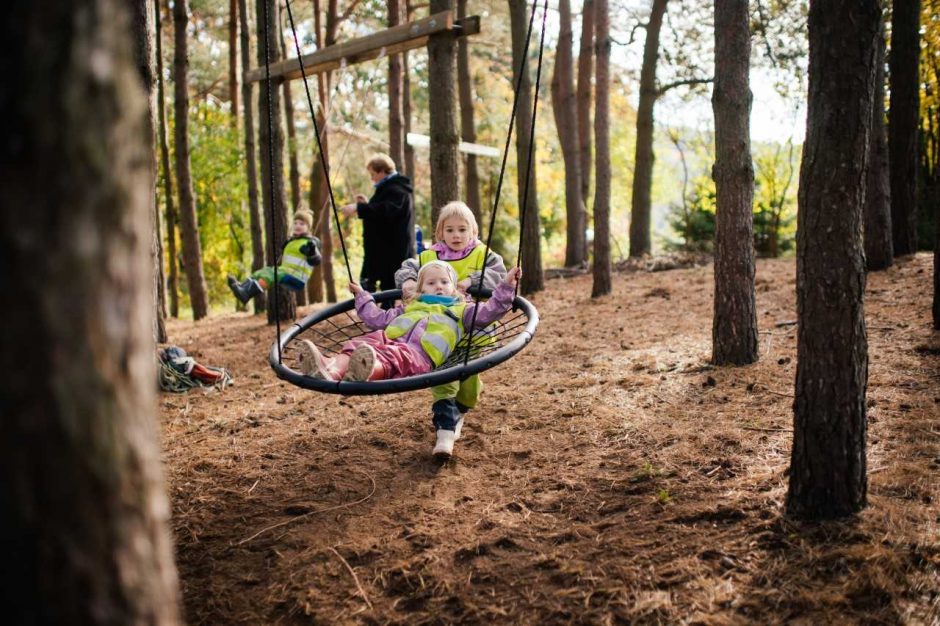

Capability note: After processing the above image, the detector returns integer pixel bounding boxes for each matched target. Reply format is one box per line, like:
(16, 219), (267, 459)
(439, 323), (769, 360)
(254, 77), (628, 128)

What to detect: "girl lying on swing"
(295, 261), (520, 457)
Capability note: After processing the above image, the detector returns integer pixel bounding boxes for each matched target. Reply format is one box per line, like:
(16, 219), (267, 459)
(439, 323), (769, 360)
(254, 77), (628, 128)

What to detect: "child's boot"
(345, 344), (386, 381)
(227, 276), (263, 304)
(295, 339), (338, 380)
(432, 429), (457, 459)
(431, 398), (462, 459)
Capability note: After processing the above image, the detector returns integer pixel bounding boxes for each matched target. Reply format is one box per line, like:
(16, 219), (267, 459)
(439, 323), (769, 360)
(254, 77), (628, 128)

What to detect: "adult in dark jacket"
(341, 153), (414, 294)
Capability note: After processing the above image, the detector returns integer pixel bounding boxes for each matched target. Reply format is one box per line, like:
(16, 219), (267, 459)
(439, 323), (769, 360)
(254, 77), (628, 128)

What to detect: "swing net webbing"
(261, 0), (548, 395)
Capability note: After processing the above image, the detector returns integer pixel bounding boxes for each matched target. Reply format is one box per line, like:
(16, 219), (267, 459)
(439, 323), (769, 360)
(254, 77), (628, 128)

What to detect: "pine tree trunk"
(173, 0), (210, 320)
(865, 16), (893, 271)
(457, 0), (482, 224)
(576, 0), (595, 210)
(1, 1), (181, 619)
(591, 0), (611, 297)
(508, 0), (544, 295)
(888, 0), (921, 256)
(131, 0), (168, 343)
(156, 0), (179, 319)
(229, 0), (239, 125)
(786, 0), (878, 521)
(428, 0), (459, 225)
(402, 0), (416, 182)
(280, 32), (301, 214)
(239, 0), (266, 314)
(388, 0), (405, 171)
(553, 0), (586, 268)
(711, 0), (758, 366)
(629, 0), (668, 258)
(256, 0), (296, 323)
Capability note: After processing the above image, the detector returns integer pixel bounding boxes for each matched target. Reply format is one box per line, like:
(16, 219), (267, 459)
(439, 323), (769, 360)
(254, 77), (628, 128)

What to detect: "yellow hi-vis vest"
(385, 300), (468, 367)
(419, 245), (487, 283)
(279, 237), (315, 284)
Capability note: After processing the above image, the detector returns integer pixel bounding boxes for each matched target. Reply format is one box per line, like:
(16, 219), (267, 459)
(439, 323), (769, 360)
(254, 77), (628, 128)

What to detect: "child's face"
(419, 266), (456, 296)
(292, 219), (310, 237)
(441, 217), (472, 251)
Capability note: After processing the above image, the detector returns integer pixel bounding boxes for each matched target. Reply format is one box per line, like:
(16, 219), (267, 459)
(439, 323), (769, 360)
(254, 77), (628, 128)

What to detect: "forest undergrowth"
(161, 254), (939, 625)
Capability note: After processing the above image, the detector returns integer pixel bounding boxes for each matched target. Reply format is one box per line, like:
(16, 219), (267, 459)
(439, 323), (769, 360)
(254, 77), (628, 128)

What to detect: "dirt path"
(161, 255), (939, 624)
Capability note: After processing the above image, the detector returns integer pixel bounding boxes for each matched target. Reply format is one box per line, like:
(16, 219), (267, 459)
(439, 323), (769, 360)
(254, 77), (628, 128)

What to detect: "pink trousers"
(342, 331), (432, 379)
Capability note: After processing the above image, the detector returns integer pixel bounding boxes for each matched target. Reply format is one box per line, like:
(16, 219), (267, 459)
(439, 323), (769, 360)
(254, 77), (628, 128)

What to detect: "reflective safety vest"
(279, 237), (316, 284)
(419, 245), (487, 283)
(385, 300), (469, 367)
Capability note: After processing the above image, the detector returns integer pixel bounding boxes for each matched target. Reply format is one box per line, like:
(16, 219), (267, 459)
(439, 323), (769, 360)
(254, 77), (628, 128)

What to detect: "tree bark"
(888, 0), (921, 255)
(388, 0), (405, 171)
(865, 15), (893, 271)
(576, 0), (595, 210)
(629, 0), (668, 258)
(711, 0), (758, 365)
(131, 0), (168, 343)
(156, 0), (179, 319)
(553, 0), (586, 268)
(229, 0), (239, 125)
(786, 0), (877, 521)
(457, 0), (482, 224)
(239, 0), (266, 313)
(173, 0), (211, 320)
(1, 1), (181, 620)
(281, 32), (302, 215)
(402, 0), (416, 182)
(428, 0), (460, 225)
(256, 0), (296, 322)
(508, 0), (544, 295)
(591, 0), (611, 297)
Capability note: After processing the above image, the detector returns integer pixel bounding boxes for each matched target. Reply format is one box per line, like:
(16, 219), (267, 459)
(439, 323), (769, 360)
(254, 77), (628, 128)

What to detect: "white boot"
(432, 429), (457, 459)
(453, 414), (465, 440)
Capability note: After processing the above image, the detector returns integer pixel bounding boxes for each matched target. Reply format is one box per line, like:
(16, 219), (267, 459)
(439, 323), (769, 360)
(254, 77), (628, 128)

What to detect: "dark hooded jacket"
(356, 173), (414, 284)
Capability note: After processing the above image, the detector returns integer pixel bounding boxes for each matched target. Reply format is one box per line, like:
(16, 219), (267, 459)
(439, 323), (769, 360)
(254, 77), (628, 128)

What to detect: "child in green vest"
(227, 209), (321, 303)
(296, 261), (521, 458)
(393, 201), (507, 441)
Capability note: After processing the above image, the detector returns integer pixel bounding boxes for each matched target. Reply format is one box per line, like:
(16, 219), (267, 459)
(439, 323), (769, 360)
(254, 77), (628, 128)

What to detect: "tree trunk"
(229, 0), (239, 125)
(888, 0), (921, 256)
(402, 0), (416, 182)
(629, 0), (668, 258)
(156, 0), (179, 319)
(428, 0), (460, 225)
(388, 0), (405, 170)
(256, 0), (296, 322)
(508, 0), (544, 295)
(457, 0), (482, 224)
(131, 0), (168, 343)
(577, 0), (595, 210)
(786, 0), (878, 521)
(553, 0), (586, 268)
(173, 0), (210, 320)
(280, 31), (301, 214)
(711, 0), (758, 366)
(865, 15), (893, 271)
(239, 0), (266, 314)
(1, 1), (181, 619)
(591, 0), (611, 297)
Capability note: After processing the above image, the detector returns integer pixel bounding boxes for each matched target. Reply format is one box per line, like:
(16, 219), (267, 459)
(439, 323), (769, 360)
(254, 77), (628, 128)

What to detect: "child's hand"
(348, 281), (364, 295)
(354, 193), (368, 204)
(341, 203), (357, 217)
(457, 278), (471, 293)
(505, 267), (522, 288)
(401, 279), (417, 300)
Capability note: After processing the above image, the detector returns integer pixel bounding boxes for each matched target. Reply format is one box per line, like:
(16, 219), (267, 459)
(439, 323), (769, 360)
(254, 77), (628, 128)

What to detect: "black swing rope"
(261, 0), (545, 393)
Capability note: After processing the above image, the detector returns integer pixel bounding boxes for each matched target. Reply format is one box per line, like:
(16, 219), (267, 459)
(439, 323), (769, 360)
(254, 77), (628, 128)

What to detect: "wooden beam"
(247, 12), (481, 83)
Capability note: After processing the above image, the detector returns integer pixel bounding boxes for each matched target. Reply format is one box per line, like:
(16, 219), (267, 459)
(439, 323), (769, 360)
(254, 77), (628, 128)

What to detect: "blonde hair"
(366, 153), (396, 175)
(415, 261), (459, 297)
(434, 201), (479, 242)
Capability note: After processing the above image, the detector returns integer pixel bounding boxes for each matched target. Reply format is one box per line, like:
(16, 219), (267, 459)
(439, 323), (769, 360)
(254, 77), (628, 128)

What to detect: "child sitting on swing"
(227, 209), (322, 303)
(296, 260), (521, 458)
(394, 201), (507, 451)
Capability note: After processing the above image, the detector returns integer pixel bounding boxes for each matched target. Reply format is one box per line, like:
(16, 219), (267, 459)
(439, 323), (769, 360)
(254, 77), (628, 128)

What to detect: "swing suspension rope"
(260, 0), (548, 393)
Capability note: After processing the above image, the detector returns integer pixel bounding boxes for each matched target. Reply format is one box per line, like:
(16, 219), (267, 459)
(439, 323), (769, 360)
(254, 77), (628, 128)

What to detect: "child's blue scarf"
(417, 294), (460, 306)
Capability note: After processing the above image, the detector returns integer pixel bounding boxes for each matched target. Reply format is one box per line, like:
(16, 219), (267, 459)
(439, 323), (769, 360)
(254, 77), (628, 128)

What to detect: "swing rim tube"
(268, 289), (539, 395)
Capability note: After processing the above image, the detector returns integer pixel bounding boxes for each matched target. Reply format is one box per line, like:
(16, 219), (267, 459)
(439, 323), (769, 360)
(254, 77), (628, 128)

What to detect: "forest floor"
(161, 253), (939, 625)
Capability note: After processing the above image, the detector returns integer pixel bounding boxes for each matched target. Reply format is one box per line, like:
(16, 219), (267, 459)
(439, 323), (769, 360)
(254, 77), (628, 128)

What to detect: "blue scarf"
(417, 294), (460, 306)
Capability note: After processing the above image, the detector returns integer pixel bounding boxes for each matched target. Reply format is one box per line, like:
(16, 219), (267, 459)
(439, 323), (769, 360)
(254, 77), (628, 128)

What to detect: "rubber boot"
(228, 276), (263, 304)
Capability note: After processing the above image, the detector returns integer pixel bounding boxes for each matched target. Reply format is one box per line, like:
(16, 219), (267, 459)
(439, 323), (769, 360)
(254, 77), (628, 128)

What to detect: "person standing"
(342, 154), (414, 295)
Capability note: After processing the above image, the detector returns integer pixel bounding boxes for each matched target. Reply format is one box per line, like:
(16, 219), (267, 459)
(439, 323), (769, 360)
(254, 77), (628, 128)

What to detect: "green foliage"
(665, 175), (716, 253)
